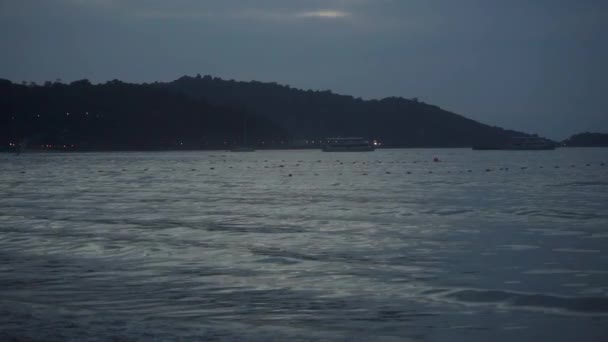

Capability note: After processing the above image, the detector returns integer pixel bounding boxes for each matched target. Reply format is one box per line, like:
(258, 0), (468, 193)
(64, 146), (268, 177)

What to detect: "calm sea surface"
(1, 148), (607, 341)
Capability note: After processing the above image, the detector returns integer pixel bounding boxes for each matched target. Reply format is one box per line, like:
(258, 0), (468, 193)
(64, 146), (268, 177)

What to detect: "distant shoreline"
(3, 145), (607, 154)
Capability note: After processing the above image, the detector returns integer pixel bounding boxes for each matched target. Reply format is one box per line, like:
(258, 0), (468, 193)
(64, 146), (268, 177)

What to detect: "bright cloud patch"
(296, 10), (350, 19)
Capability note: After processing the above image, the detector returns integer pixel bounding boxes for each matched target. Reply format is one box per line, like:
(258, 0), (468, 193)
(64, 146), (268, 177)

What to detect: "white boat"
(322, 137), (375, 152)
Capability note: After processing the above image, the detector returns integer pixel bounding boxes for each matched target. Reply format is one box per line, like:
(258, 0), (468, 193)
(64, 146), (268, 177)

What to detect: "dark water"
(1, 148), (607, 341)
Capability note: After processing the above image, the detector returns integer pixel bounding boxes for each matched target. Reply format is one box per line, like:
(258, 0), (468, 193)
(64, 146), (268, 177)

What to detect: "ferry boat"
(322, 137), (375, 152)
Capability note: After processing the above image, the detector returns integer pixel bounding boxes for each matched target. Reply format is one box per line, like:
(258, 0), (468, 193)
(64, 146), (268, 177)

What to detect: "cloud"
(233, 9), (350, 21)
(52, 1), (354, 23)
(133, 8), (351, 22)
(295, 10), (350, 19)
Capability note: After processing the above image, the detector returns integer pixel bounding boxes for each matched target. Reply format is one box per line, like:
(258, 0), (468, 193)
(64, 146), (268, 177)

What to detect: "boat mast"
(243, 118), (247, 146)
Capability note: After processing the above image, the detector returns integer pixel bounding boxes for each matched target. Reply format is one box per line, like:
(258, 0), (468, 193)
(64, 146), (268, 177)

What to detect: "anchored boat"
(230, 118), (255, 152)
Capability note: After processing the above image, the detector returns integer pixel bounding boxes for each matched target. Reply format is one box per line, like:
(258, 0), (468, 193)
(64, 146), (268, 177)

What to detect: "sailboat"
(230, 118), (255, 152)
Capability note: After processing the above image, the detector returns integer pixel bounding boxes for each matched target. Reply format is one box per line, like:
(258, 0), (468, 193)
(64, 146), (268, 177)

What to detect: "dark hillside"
(162, 75), (527, 147)
(0, 79), (286, 151)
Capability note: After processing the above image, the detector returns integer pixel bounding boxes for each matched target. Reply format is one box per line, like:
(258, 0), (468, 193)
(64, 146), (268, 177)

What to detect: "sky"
(1, 0), (607, 139)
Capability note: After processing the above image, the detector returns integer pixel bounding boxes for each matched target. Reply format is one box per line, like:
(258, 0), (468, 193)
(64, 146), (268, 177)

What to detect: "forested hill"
(160, 74), (527, 147)
(563, 132), (608, 147)
(1, 75), (531, 151)
(0, 79), (286, 150)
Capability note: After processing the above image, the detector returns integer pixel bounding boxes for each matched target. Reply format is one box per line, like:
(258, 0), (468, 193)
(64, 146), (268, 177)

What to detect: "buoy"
(288, 174), (292, 177)
(210, 167), (215, 170)
(433, 157), (440, 162)
(386, 171), (391, 174)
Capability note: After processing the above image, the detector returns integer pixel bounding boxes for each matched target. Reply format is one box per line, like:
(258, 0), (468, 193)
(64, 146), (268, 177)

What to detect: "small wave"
(422, 209), (473, 216)
(256, 257), (301, 265)
(543, 209), (606, 220)
(250, 246), (318, 261)
(553, 248), (601, 254)
(426, 288), (608, 315)
(206, 223), (309, 234)
(499, 244), (540, 251)
(509, 209), (542, 216)
(510, 208), (605, 220)
(549, 181), (608, 187)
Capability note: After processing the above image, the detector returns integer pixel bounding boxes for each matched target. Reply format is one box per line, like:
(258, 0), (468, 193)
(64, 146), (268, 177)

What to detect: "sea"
(1, 148), (607, 341)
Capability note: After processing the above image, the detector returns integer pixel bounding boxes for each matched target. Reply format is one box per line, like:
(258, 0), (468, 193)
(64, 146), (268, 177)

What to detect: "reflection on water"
(1, 148), (607, 341)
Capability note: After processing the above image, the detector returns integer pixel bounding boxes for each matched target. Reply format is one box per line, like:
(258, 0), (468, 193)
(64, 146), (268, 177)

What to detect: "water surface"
(1, 148), (607, 341)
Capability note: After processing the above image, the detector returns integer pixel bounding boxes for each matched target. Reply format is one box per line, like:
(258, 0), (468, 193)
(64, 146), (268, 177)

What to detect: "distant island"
(2, 75), (541, 151)
(562, 132), (608, 147)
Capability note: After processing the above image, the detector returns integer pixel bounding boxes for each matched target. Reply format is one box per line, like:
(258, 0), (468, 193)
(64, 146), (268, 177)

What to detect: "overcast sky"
(1, 0), (606, 139)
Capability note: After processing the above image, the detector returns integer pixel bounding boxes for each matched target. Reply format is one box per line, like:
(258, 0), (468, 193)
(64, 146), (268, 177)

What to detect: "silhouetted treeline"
(160, 75), (528, 147)
(2, 75), (533, 151)
(0, 78), (286, 151)
(563, 132), (608, 147)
